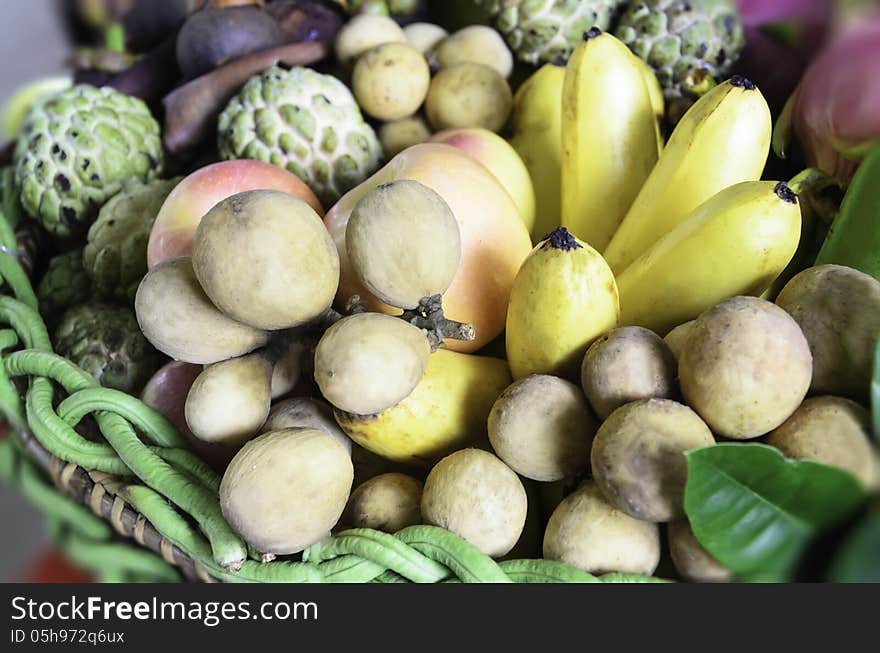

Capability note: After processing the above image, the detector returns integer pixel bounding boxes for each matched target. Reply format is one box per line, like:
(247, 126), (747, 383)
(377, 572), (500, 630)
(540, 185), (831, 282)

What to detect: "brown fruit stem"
(399, 294), (475, 351)
(341, 294), (475, 350)
(263, 294), (473, 371)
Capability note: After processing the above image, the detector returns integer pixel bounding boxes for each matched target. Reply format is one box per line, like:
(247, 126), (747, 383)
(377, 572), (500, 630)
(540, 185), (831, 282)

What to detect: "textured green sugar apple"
(476, 0), (625, 65)
(13, 84), (164, 239)
(54, 302), (160, 394)
(37, 249), (92, 323)
(218, 66), (383, 207)
(614, 0), (745, 104)
(84, 177), (181, 303)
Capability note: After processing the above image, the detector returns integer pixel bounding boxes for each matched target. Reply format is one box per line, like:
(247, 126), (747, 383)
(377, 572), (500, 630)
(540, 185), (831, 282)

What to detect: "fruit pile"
(1, 0), (879, 583)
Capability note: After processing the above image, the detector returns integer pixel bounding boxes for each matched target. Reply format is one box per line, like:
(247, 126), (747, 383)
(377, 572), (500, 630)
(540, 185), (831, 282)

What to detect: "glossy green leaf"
(828, 510), (880, 583)
(684, 444), (866, 582)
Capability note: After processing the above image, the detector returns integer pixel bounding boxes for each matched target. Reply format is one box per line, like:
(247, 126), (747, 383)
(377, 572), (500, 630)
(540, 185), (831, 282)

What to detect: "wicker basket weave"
(0, 218), (622, 585)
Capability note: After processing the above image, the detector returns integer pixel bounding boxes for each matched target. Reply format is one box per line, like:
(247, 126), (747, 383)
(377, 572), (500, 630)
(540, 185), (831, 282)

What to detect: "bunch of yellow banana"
(603, 75), (774, 275)
(504, 28), (802, 372)
(509, 63), (565, 242)
(560, 29), (661, 253)
(509, 30), (665, 248)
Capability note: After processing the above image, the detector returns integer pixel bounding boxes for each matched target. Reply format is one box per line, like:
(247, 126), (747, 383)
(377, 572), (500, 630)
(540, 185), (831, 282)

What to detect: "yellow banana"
(560, 29), (659, 252)
(506, 227), (619, 381)
(634, 55), (666, 151)
(334, 349), (511, 466)
(603, 76), (772, 274)
(616, 181), (801, 335)
(635, 56), (665, 126)
(509, 63), (565, 242)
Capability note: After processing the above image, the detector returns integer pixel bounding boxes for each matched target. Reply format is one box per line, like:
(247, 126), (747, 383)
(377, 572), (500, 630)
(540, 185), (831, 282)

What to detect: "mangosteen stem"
(400, 294), (475, 351)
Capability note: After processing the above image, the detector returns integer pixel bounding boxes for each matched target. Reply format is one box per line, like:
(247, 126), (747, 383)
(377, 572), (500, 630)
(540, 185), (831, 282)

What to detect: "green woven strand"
(600, 573), (672, 583)
(48, 522), (181, 583)
(0, 330), (26, 432)
(120, 484), (324, 583)
(304, 529), (451, 583)
(118, 485), (219, 567)
(152, 447), (222, 495)
(498, 560), (601, 583)
(26, 378), (131, 473)
(93, 411), (246, 571)
(98, 569), (133, 583)
(5, 351), (246, 568)
(5, 351), (221, 492)
(0, 211), (17, 254)
(315, 554), (388, 583)
(0, 442), (177, 584)
(371, 570), (409, 583)
(4, 348), (244, 570)
(6, 351), (130, 470)
(0, 175), (21, 250)
(0, 329), (18, 350)
(0, 296), (51, 351)
(0, 438), (111, 542)
(8, 448), (113, 541)
(6, 349), (98, 390)
(0, 250), (38, 311)
(4, 348), (246, 570)
(395, 526), (511, 583)
(234, 559), (323, 583)
(56, 387), (187, 449)
(236, 559), (325, 583)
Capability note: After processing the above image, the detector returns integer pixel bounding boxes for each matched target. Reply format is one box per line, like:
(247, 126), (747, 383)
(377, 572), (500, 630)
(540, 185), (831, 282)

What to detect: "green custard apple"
(614, 0), (745, 104)
(217, 66), (383, 207)
(54, 302), (161, 394)
(13, 84), (163, 238)
(84, 177), (181, 303)
(476, 0), (625, 65)
(37, 249), (92, 324)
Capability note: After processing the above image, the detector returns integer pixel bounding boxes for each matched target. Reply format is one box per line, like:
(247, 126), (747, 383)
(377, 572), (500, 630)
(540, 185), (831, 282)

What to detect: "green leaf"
(828, 510), (880, 583)
(872, 336), (880, 445)
(684, 444), (866, 582)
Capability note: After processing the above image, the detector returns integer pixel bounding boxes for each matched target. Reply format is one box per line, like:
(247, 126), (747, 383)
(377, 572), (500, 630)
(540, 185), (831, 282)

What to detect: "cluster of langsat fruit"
(337, 15), (516, 154)
(135, 177), (482, 558)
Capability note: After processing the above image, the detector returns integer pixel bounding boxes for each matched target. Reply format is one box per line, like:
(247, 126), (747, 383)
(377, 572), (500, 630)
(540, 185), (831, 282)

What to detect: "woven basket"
(0, 215), (619, 585)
